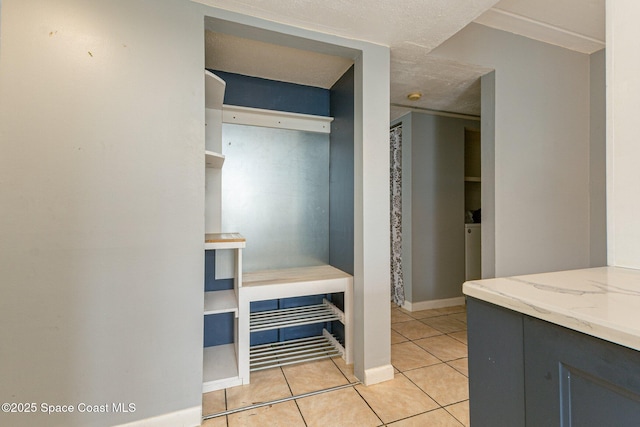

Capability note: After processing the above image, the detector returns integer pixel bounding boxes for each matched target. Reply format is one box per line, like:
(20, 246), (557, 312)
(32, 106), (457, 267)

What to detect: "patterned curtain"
(390, 124), (405, 306)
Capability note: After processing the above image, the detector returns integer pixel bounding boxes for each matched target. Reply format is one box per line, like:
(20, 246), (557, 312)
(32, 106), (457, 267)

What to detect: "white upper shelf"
(222, 105), (333, 134)
(206, 69), (332, 133)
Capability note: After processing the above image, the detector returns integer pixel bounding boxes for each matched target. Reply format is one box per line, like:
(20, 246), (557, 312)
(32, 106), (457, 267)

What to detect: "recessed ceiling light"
(407, 92), (422, 101)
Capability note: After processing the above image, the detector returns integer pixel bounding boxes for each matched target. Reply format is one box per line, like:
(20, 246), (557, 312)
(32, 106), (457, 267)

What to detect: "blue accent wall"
(204, 250), (233, 292)
(204, 313), (234, 347)
(208, 69), (330, 117)
(329, 65), (355, 275)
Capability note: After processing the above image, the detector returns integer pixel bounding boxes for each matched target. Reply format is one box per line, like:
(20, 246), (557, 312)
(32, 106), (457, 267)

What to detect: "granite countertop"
(463, 266), (640, 351)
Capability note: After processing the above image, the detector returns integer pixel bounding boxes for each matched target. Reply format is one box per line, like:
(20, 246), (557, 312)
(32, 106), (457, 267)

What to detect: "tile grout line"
(223, 389), (228, 426)
(351, 384), (385, 426)
(397, 370), (442, 409)
(292, 398), (308, 427)
(380, 406), (459, 426)
(280, 365), (295, 399)
(442, 400), (470, 427)
(329, 356), (354, 384)
(279, 365), (308, 427)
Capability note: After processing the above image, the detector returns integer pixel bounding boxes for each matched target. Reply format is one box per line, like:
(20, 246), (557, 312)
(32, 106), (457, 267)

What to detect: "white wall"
(606, 0), (640, 269)
(0, 1), (205, 425)
(431, 23), (595, 277)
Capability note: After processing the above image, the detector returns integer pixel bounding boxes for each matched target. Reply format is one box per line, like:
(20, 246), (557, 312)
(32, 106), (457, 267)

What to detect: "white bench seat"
(237, 264), (353, 379)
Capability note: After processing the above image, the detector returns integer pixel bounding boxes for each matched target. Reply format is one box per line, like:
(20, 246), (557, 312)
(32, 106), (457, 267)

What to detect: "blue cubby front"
(204, 312), (234, 347)
(204, 250), (235, 346)
(250, 295), (332, 346)
(205, 250), (234, 292)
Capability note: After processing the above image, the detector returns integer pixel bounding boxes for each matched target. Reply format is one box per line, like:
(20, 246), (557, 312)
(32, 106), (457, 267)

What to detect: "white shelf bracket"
(323, 298), (345, 324)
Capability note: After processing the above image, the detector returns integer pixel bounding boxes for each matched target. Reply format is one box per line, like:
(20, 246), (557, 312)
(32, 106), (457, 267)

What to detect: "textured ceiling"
(198, 0), (604, 121)
(197, 0), (501, 49)
(205, 31), (353, 89)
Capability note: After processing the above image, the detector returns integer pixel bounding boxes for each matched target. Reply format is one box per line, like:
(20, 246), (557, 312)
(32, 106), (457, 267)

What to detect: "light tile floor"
(202, 304), (469, 427)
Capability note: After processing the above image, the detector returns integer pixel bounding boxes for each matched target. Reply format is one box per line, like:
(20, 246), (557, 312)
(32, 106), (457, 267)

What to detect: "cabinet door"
(524, 317), (640, 427)
(467, 298), (526, 427)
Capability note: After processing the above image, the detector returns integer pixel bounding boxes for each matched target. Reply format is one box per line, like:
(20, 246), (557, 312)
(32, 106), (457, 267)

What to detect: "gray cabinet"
(468, 298), (640, 426)
(467, 298), (525, 426)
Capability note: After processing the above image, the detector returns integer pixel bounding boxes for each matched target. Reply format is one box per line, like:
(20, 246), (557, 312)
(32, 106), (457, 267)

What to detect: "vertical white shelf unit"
(205, 70), (226, 166)
(203, 71), (249, 392)
(204, 70), (226, 236)
(203, 233), (248, 392)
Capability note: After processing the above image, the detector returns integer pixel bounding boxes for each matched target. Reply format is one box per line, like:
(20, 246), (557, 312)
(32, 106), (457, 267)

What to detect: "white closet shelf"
(205, 150), (225, 168)
(222, 104), (333, 134)
(204, 290), (238, 316)
(203, 344), (243, 392)
(204, 232), (246, 250)
(249, 330), (344, 372)
(238, 264), (354, 369)
(250, 299), (343, 332)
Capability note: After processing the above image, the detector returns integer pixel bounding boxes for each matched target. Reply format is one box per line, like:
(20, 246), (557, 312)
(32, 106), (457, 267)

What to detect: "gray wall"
(481, 71), (496, 278)
(0, 0), (204, 425)
(432, 23), (597, 277)
(410, 113), (479, 301)
(589, 49), (607, 267)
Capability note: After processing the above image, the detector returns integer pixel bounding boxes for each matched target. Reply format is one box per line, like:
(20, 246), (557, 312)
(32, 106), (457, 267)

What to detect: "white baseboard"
(114, 406), (201, 427)
(402, 296), (466, 312)
(363, 364), (394, 386)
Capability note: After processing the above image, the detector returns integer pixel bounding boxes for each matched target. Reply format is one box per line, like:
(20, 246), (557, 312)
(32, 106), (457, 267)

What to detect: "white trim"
(402, 296), (466, 312)
(390, 103), (480, 121)
(475, 8), (605, 54)
(203, 376), (244, 393)
(363, 364), (394, 386)
(606, 0), (615, 266)
(205, 70), (226, 110)
(222, 104), (333, 134)
(114, 406), (201, 427)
